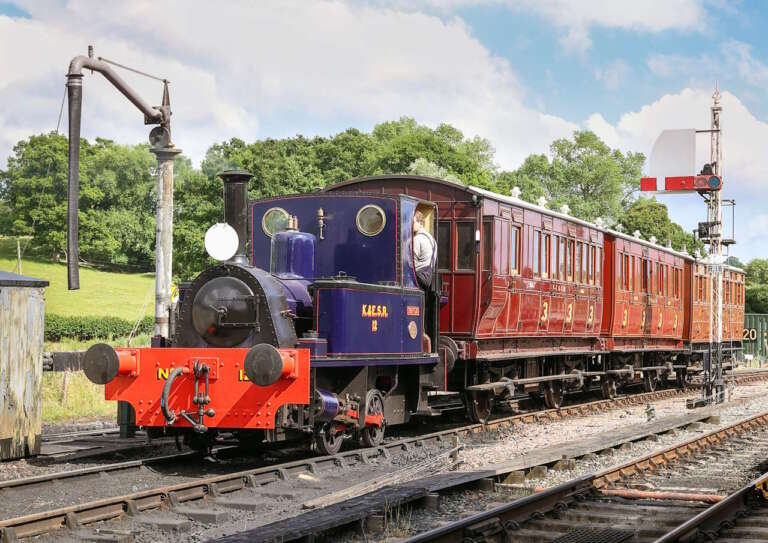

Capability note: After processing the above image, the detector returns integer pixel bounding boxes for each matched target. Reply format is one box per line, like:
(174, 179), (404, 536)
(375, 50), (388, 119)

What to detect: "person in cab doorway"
(413, 211), (436, 290)
(413, 210), (437, 352)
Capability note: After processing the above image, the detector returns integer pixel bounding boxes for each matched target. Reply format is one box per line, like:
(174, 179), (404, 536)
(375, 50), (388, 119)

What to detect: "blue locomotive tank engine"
(114, 172), (445, 454)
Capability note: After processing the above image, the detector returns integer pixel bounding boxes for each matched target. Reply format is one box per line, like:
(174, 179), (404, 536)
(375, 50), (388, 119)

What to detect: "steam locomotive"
(84, 171), (445, 454)
(83, 172), (745, 454)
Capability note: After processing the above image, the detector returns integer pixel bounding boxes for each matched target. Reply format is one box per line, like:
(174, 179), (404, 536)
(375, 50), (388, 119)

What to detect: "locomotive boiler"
(83, 171), (446, 454)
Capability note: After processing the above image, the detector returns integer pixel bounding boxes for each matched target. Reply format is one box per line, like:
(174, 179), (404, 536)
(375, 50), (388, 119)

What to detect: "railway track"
(208, 397), (768, 543)
(1, 375), (765, 541)
(396, 413), (768, 542)
(0, 384), (728, 541)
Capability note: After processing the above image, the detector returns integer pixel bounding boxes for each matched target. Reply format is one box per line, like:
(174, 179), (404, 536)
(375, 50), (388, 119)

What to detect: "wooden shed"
(0, 271), (48, 460)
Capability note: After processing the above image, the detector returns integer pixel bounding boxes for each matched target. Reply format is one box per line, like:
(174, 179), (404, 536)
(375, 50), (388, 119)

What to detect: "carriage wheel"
(643, 371), (659, 393)
(675, 368), (688, 389)
(601, 376), (617, 399)
(360, 390), (386, 448)
(314, 422), (344, 455)
(466, 391), (493, 423)
(541, 381), (565, 409)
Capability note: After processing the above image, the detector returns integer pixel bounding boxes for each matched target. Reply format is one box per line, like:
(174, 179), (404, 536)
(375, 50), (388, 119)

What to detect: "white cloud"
(585, 87), (768, 261)
(0, 1), (578, 170)
(505, 0), (707, 54)
(355, 0), (709, 55)
(722, 40), (768, 87)
(647, 53), (713, 78)
(594, 60), (630, 90)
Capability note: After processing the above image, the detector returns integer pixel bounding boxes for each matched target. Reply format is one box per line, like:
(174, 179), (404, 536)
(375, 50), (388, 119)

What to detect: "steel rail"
(652, 471), (768, 542)
(403, 410), (768, 543)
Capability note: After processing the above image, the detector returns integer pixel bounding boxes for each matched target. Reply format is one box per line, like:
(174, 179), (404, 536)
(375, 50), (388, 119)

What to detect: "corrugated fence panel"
(743, 313), (768, 360)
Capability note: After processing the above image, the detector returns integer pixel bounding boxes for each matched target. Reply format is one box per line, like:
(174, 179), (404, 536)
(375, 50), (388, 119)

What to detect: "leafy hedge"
(45, 314), (154, 341)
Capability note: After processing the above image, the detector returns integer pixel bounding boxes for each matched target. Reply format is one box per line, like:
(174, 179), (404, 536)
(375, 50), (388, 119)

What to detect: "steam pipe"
(66, 75), (82, 290)
(67, 56), (165, 124)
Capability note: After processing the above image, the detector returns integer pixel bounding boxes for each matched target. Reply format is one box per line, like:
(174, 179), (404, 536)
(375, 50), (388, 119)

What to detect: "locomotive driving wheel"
(314, 422), (344, 455)
(601, 376), (617, 399)
(360, 389), (386, 448)
(466, 390), (493, 423)
(541, 381), (565, 410)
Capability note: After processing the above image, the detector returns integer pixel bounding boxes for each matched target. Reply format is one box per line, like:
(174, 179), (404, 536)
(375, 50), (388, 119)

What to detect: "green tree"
(2, 133), (156, 269)
(619, 197), (702, 253)
(744, 259), (768, 313)
(497, 131), (644, 222)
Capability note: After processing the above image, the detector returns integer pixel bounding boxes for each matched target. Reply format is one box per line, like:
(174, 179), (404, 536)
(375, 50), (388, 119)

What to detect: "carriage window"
(674, 268), (680, 299)
(624, 254), (631, 290)
(618, 253), (623, 290)
(456, 222), (476, 270)
(642, 259), (648, 292)
(582, 244), (588, 284)
(262, 207), (290, 237)
(552, 236), (559, 281)
(559, 237), (566, 280)
(656, 263), (662, 295)
(575, 243), (582, 284)
(356, 204), (386, 236)
(533, 230), (541, 276)
(596, 248), (602, 285)
(543, 233), (551, 278)
(437, 221), (451, 271)
(587, 245), (593, 284)
(631, 256), (636, 291)
(482, 221), (492, 272)
(510, 225), (520, 274)
(566, 240), (573, 281)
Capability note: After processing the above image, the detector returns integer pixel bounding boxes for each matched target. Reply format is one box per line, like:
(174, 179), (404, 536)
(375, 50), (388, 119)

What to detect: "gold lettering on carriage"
(361, 304), (389, 318)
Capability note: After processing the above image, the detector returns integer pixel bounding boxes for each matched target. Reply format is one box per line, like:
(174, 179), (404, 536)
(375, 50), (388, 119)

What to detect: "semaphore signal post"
(640, 86), (731, 405)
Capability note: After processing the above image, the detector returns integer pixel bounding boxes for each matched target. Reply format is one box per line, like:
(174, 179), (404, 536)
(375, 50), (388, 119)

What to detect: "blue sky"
(0, 1), (766, 262)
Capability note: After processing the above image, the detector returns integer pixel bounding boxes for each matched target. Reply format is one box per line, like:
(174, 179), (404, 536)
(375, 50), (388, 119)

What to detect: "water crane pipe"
(66, 47), (178, 340)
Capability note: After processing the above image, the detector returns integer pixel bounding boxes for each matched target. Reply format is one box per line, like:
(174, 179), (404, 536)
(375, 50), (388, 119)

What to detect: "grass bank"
(42, 371), (114, 423)
(0, 237), (155, 320)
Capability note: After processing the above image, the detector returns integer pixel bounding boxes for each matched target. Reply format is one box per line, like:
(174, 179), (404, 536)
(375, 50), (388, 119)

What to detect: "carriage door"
(437, 220), (452, 334)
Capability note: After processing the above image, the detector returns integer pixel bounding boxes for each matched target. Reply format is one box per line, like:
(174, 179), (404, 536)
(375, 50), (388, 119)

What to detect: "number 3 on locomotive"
(566, 302), (573, 323)
(540, 300), (549, 323)
(587, 305), (594, 326)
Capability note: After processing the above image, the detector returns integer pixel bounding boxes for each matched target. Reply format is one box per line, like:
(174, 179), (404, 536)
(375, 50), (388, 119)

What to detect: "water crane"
(66, 46), (180, 340)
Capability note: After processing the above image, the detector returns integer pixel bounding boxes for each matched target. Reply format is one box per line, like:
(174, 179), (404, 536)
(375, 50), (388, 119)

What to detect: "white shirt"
(414, 228), (436, 271)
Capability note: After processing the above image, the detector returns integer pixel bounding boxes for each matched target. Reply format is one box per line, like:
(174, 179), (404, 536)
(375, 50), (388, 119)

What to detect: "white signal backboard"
(648, 129), (696, 178)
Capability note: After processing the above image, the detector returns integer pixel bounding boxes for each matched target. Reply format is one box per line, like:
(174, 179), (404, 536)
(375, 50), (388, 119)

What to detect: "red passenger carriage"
(327, 175), (744, 418)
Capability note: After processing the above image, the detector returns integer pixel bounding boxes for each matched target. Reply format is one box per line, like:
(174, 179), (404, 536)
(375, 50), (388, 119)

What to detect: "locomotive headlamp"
(244, 343), (297, 386)
(204, 223), (240, 261)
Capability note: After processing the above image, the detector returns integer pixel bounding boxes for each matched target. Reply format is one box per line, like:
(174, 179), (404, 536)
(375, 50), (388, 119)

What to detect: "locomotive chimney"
(218, 170), (253, 264)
